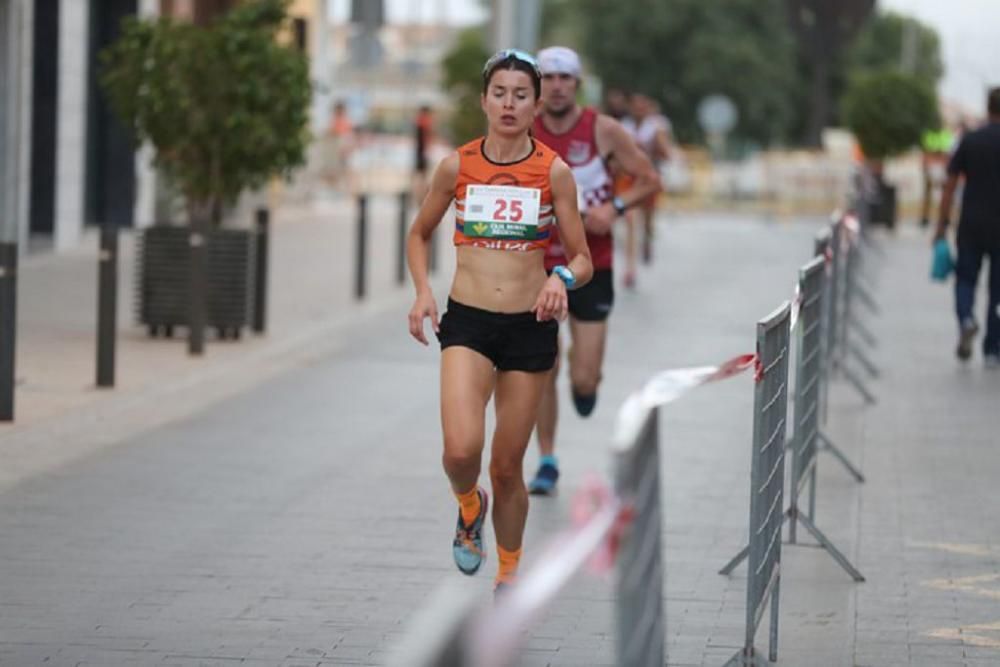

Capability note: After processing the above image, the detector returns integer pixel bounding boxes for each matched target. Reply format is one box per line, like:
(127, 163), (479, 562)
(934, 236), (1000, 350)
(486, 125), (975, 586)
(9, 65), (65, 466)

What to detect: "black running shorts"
(568, 269), (614, 322)
(437, 299), (558, 372)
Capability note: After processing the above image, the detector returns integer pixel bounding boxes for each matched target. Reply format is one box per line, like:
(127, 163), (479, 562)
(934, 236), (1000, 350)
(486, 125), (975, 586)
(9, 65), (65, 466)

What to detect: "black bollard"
(0, 242), (17, 421)
(428, 225), (439, 274)
(355, 194), (368, 300)
(397, 191), (408, 286)
(188, 217), (208, 356)
(253, 208), (269, 334)
(96, 226), (118, 388)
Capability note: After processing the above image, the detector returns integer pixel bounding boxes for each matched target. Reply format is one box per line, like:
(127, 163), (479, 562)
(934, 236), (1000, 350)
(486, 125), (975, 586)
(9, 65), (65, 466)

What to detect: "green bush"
(841, 69), (940, 160)
(440, 28), (491, 145)
(99, 0), (311, 224)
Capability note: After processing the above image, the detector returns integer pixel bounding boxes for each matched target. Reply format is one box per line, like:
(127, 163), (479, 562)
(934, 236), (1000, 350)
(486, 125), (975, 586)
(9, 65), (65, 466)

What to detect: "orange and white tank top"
(453, 138), (557, 252)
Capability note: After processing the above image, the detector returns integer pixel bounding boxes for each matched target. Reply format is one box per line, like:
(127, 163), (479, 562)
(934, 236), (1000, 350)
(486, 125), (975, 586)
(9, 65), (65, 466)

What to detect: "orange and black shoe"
(452, 487), (488, 575)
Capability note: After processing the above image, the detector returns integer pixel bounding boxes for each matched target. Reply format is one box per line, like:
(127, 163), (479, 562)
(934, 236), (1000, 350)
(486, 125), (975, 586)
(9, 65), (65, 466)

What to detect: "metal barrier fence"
(814, 227), (833, 427)
(809, 227), (874, 482)
(813, 226), (866, 483)
(787, 257), (865, 581)
(829, 215), (879, 405)
(612, 406), (666, 666)
(719, 302), (791, 667)
(842, 218), (880, 376)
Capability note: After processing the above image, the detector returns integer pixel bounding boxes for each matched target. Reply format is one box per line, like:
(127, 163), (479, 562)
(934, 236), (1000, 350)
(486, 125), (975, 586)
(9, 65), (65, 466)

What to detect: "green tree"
(99, 0), (311, 225)
(841, 70), (940, 160)
(848, 11), (943, 89)
(440, 28), (491, 145)
(574, 0), (799, 147)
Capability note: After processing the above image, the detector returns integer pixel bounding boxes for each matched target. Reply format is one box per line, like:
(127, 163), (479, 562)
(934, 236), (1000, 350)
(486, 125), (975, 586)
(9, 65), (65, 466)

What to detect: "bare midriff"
(449, 246), (548, 313)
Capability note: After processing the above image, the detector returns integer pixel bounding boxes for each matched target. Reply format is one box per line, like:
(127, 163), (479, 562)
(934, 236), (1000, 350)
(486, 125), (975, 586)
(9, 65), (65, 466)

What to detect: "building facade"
(0, 0), (329, 255)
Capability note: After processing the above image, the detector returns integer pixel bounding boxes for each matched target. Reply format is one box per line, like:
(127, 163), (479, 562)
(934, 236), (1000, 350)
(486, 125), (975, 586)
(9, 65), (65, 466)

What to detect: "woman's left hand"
(532, 275), (568, 322)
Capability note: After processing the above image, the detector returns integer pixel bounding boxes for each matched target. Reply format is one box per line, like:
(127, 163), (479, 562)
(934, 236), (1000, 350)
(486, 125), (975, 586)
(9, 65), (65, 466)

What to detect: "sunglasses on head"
(482, 49), (541, 78)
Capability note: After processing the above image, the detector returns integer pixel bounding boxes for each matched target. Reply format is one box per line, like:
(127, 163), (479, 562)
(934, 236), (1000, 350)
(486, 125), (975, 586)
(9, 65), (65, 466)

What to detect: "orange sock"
(496, 545), (522, 584)
(455, 486), (481, 526)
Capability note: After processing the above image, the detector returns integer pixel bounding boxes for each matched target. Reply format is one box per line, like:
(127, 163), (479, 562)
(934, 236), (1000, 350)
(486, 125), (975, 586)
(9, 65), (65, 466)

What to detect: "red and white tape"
(570, 475), (635, 575)
(613, 352), (758, 449)
(472, 482), (626, 667)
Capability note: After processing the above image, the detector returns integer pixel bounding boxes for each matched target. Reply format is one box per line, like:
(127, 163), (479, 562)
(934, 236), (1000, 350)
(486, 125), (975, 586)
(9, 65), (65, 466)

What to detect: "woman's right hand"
(408, 289), (440, 345)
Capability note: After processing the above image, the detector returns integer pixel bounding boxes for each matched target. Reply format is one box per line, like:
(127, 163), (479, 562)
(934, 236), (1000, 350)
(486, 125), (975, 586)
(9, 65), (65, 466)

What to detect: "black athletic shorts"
(568, 268), (614, 322)
(437, 299), (558, 372)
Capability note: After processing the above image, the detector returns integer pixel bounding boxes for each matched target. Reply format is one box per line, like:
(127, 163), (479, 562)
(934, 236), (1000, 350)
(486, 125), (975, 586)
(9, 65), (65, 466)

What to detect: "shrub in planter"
(842, 70), (940, 227)
(99, 0), (310, 335)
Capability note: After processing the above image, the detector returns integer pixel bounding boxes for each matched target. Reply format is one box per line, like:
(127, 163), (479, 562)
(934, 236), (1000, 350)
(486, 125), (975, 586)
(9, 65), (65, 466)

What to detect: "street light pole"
(491, 0), (540, 52)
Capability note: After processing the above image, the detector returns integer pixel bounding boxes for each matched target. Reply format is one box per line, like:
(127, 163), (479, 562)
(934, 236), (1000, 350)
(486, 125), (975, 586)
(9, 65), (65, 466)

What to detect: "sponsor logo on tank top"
(487, 173), (521, 187)
(566, 140), (592, 166)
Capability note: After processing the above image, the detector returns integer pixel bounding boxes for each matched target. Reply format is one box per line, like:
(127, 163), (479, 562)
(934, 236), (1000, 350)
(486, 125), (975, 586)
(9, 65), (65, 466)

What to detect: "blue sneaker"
(528, 461), (559, 496)
(452, 487), (488, 575)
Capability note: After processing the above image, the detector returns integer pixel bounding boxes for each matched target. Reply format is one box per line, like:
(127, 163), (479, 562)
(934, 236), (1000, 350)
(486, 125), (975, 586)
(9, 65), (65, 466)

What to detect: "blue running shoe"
(452, 487), (488, 575)
(528, 461), (559, 496)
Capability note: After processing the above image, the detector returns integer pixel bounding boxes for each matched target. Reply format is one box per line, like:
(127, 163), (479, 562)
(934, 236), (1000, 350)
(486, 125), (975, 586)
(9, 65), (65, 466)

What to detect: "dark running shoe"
(957, 319), (979, 361)
(452, 487), (488, 575)
(528, 461), (559, 496)
(571, 388), (597, 417)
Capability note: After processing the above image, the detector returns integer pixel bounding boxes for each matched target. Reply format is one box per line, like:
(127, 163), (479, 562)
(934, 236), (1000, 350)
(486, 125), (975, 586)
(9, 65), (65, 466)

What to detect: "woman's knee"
(442, 441), (481, 477)
(489, 456), (524, 493)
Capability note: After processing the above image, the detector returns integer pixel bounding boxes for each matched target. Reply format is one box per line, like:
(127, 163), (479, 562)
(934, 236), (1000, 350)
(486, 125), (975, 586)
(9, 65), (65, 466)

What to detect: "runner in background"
(528, 47), (660, 495)
(622, 93), (672, 265)
(604, 87), (631, 122)
(412, 105), (435, 203)
(920, 125), (955, 228)
(323, 101), (355, 191)
(604, 88), (642, 289)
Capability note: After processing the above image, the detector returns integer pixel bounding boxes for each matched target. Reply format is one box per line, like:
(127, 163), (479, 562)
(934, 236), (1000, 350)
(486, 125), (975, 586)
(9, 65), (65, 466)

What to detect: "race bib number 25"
(464, 185), (541, 240)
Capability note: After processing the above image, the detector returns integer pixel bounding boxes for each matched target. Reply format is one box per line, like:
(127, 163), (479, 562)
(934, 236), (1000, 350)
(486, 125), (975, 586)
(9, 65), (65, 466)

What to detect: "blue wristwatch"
(553, 265), (576, 289)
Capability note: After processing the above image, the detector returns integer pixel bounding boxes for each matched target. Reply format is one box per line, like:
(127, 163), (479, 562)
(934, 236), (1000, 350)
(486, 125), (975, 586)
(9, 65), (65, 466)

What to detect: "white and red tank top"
(533, 107), (614, 271)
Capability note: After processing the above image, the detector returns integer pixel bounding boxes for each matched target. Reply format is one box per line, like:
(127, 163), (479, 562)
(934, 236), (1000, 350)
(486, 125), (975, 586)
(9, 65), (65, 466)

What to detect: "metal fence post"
(253, 208), (269, 334)
(814, 228), (833, 428)
(397, 191), (408, 286)
(96, 226), (118, 388)
(613, 408), (666, 667)
(831, 219), (876, 404)
(0, 241), (17, 420)
(720, 302), (790, 667)
(786, 257), (865, 581)
(388, 583), (479, 667)
(814, 227), (867, 483)
(188, 215), (209, 356)
(843, 235), (880, 379)
(356, 194), (368, 300)
(429, 225), (439, 274)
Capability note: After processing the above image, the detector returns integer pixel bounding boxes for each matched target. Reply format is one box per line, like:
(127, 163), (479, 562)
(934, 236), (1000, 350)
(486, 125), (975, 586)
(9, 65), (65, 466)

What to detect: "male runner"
(528, 46), (661, 494)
